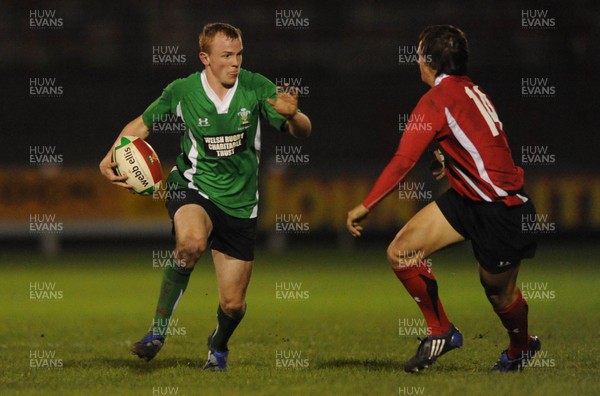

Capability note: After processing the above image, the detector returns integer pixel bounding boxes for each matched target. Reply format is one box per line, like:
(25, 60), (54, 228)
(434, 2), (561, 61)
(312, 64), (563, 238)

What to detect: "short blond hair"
(199, 23), (242, 54)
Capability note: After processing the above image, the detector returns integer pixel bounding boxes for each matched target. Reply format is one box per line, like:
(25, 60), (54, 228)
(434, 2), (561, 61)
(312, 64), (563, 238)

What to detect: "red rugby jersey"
(363, 74), (527, 209)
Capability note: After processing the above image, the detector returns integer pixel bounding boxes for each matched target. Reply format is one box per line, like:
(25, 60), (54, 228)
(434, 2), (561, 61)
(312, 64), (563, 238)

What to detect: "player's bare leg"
(131, 204), (212, 361)
(204, 250), (253, 370)
(386, 202), (465, 372)
(387, 201), (464, 267)
(387, 201), (463, 334)
(173, 204), (213, 267)
(478, 265), (519, 310)
(480, 265), (541, 371)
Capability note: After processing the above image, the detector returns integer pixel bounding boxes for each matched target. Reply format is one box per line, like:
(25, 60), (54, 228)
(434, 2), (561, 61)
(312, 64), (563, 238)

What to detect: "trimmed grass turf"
(1, 241), (599, 395)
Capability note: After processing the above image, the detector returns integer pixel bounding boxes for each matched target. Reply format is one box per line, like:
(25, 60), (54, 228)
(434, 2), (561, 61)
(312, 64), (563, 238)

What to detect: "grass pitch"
(1, 240), (599, 395)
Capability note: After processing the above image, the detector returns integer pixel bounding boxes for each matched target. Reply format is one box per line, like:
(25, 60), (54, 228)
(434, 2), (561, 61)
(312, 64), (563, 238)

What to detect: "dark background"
(4, 0), (598, 174)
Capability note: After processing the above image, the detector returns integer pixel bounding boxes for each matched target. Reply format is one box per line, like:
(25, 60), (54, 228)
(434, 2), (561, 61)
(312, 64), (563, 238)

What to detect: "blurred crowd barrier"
(1, 167), (598, 239)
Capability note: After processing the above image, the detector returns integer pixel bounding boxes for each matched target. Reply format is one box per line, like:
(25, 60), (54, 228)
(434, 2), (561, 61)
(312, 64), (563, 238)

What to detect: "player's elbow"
(122, 115), (150, 139)
(288, 115), (312, 138)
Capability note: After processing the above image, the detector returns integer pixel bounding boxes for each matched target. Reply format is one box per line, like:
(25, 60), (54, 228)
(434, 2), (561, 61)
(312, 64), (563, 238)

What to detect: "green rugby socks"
(151, 264), (192, 338)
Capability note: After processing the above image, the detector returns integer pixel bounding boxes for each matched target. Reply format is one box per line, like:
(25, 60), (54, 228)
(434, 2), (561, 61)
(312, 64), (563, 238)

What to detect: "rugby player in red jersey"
(346, 25), (540, 373)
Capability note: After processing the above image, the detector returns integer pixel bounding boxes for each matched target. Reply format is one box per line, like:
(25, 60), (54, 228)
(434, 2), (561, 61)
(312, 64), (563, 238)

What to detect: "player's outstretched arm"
(267, 89), (312, 138)
(99, 115), (150, 189)
(285, 111), (312, 138)
(346, 204), (370, 237)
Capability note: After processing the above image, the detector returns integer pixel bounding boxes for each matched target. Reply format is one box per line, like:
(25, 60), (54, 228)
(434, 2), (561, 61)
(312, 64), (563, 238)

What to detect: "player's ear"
(199, 51), (210, 66)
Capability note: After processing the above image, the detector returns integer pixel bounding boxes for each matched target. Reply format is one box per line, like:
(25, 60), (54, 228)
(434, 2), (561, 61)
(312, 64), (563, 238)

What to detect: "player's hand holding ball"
(99, 146), (131, 190)
(100, 135), (162, 195)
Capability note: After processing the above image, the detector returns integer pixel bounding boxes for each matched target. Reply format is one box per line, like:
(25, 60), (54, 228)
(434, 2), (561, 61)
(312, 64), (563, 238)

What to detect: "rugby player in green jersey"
(99, 23), (311, 370)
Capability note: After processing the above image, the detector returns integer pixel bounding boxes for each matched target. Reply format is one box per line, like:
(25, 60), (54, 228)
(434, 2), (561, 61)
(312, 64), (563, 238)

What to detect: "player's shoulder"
(419, 75), (473, 106)
(164, 72), (202, 95)
(238, 69), (275, 89)
(431, 75), (472, 94)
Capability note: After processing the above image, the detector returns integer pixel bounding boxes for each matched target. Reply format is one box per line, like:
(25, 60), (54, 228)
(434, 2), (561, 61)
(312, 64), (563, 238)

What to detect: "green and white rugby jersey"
(142, 69), (287, 218)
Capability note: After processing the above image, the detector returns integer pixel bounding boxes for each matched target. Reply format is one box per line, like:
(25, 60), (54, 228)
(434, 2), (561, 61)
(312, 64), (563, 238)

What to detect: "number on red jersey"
(464, 86), (502, 137)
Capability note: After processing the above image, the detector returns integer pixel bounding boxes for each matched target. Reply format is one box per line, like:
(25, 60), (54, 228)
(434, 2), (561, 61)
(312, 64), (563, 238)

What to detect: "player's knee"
(386, 235), (424, 269)
(482, 285), (515, 309)
(386, 245), (400, 267)
(221, 300), (246, 317)
(176, 236), (208, 267)
(486, 293), (513, 310)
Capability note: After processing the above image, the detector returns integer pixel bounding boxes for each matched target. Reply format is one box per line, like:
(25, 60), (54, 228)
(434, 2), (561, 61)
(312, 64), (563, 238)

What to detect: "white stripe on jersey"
(445, 108), (509, 199)
(453, 166), (492, 202)
(176, 101), (183, 120)
(183, 129), (209, 199)
(249, 118), (261, 218)
(516, 193), (529, 203)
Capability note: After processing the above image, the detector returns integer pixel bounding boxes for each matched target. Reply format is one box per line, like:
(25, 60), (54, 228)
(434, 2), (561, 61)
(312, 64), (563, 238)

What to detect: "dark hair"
(418, 25), (468, 76)
(199, 23), (242, 54)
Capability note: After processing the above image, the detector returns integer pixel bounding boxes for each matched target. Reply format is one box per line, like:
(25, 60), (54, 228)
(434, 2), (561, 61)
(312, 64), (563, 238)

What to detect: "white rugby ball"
(113, 136), (162, 195)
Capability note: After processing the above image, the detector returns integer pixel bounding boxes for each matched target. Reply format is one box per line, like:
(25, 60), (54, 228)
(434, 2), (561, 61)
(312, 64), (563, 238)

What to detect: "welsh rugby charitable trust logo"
(199, 109), (250, 158)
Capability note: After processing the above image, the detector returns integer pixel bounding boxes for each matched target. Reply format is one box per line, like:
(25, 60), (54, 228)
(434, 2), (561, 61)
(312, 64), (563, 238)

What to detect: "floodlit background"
(1, 2), (599, 395)
(2, 0), (598, 252)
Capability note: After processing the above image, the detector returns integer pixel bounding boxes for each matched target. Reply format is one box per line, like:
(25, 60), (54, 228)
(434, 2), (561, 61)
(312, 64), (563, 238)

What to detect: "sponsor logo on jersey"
(198, 117), (210, 127)
(203, 132), (247, 158)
